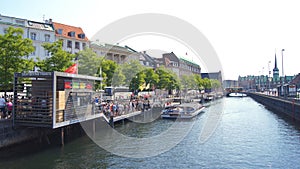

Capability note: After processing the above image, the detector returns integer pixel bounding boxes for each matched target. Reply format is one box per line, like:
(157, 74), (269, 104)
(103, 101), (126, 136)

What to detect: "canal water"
(1, 97), (300, 168)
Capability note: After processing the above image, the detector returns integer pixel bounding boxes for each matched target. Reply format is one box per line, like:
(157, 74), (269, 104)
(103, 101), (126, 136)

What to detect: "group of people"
(0, 95), (13, 119)
(93, 95), (152, 118)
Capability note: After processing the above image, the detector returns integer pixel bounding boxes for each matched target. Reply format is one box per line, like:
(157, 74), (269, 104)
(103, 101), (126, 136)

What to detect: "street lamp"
(268, 61), (271, 94)
(282, 49), (285, 78)
(281, 49), (285, 98)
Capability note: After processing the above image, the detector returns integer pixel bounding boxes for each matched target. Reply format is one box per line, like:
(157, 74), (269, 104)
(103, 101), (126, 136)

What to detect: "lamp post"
(282, 49), (285, 78)
(268, 61), (271, 94)
(262, 67), (265, 92)
(258, 71), (261, 92)
(281, 49), (285, 98)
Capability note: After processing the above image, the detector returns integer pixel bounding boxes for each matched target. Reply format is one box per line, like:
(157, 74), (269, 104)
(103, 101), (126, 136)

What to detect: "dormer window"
(57, 29), (63, 35)
(78, 33), (85, 39)
(68, 31), (75, 37)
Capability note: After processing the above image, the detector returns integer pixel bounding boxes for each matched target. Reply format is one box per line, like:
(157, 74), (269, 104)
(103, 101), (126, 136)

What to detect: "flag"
(145, 83), (150, 90)
(139, 82), (146, 91)
(64, 63), (78, 74)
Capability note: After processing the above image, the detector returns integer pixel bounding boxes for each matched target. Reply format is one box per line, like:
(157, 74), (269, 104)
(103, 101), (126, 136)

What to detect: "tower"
(273, 53), (279, 84)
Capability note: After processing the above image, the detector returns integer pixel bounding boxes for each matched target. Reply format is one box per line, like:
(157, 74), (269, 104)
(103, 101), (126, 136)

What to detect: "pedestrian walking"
(0, 96), (6, 118)
(6, 99), (13, 118)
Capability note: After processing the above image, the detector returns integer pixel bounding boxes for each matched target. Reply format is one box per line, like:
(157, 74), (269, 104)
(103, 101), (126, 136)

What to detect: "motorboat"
(228, 92), (247, 97)
(161, 102), (205, 119)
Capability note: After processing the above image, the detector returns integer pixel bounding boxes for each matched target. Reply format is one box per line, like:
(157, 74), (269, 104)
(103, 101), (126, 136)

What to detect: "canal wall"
(0, 106), (163, 149)
(248, 93), (300, 121)
(0, 119), (40, 149)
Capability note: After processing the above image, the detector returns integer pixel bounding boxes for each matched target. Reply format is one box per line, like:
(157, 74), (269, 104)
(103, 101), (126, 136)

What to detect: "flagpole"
(76, 57), (79, 74)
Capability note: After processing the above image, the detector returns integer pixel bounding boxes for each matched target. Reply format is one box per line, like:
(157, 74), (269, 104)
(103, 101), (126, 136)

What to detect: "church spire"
(273, 53), (279, 71)
(273, 52), (279, 83)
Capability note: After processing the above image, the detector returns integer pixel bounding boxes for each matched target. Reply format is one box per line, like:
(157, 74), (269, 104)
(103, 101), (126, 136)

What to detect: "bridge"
(225, 87), (247, 97)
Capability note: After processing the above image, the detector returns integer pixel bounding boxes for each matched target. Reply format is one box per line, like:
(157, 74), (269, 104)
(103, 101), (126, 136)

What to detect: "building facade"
(90, 42), (140, 64)
(27, 20), (55, 60)
(162, 52), (201, 78)
(238, 55), (295, 92)
(0, 14), (55, 60)
(52, 21), (89, 54)
(0, 14), (27, 38)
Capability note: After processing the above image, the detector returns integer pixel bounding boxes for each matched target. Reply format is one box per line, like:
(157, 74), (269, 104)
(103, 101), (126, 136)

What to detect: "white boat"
(161, 102), (205, 119)
(228, 92), (247, 97)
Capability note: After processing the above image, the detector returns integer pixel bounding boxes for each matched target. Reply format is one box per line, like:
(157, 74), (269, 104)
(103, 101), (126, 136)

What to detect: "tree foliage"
(101, 59), (117, 87)
(143, 68), (159, 88)
(76, 48), (102, 76)
(111, 66), (126, 87)
(0, 27), (34, 93)
(155, 67), (180, 91)
(35, 41), (75, 71)
(120, 60), (144, 86)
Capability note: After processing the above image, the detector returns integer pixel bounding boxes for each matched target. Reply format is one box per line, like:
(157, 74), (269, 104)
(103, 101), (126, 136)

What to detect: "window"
(3, 28), (7, 34)
(75, 42), (80, 49)
(57, 29), (63, 35)
(82, 43), (86, 49)
(67, 40), (72, 48)
(78, 33), (85, 39)
(45, 34), (50, 42)
(30, 32), (37, 40)
(68, 31), (75, 37)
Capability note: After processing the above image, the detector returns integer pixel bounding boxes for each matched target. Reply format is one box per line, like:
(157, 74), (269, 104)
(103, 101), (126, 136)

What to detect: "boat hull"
(161, 106), (205, 119)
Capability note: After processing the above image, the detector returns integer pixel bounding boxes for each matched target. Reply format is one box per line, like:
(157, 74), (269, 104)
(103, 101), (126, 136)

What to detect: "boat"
(227, 92), (247, 97)
(161, 102), (205, 119)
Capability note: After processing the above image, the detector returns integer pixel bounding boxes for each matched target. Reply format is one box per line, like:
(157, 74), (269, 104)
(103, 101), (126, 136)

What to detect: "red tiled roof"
(53, 22), (88, 41)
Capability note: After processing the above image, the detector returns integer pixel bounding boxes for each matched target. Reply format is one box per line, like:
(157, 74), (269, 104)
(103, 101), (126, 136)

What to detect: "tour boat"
(161, 102), (205, 119)
(228, 92), (247, 97)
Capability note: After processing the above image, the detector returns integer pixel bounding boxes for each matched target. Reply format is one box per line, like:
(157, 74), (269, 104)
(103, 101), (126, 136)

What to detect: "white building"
(0, 14), (28, 43)
(0, 14), (55, 60)
(26, 20), (55, 60)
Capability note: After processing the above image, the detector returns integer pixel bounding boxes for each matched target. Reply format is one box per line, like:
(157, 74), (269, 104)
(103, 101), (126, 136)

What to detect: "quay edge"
(248, 93), (300, 121)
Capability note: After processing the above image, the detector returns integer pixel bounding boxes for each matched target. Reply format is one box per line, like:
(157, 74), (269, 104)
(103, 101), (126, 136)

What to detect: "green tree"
(101, 59), (117, 87)
(111, 66), (126, 87)
(76, 48), (102, 76)
(129, 71), (146, 93)
(121, 60), (144, 86)
(210, 79), (221, 91)
(202, 78), (212, 90)
(181, 74), (198, 90)
(0, 27), (34, 94)
(143, 68), (159, 89)
(155, 67), (180, 93)
(36, 41), (75, 71)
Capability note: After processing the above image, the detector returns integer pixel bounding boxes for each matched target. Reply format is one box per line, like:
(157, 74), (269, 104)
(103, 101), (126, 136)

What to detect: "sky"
(1, 0), (300, 80)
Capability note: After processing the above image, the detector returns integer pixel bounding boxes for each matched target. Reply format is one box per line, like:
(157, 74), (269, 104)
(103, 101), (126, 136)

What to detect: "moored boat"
(228, 92), (247, 97)
(161, 102), (205, 119)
